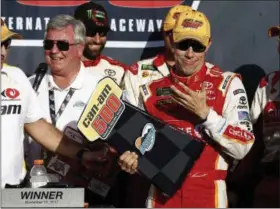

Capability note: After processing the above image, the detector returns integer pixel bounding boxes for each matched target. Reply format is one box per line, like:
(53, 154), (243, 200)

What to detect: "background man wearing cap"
(1, 18), (110, 188)
(74, 1), (128, 87)
(248, 25), (280, 207)
(118, 10), (254, 207)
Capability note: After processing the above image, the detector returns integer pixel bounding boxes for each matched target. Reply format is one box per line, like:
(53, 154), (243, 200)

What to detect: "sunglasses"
(1, 39), (11, 49)
(86, 29), (108, 37)
(43, 40), (77, 51)
(175, 39), (206, 53)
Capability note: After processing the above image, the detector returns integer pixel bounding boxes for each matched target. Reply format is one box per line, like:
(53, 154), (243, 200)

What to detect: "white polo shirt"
(1, 64), (43, 188)
(26, 63), (103, 167)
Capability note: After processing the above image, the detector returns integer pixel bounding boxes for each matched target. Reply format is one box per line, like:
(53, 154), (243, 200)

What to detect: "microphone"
(32, 63), (48, 91)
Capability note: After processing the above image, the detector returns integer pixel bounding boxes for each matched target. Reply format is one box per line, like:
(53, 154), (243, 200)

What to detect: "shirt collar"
(152, 54), (171, 77)
(169, 62), (208, 86)
(47, 62), (86, 91)
(83, 56), (101, 67)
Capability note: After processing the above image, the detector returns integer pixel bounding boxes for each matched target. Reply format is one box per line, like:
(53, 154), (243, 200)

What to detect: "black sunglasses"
(1, 39), (11, 49)
(176, 39), (206, 53)
(43, 40), (77, 51)
(86, 29), (108, 37)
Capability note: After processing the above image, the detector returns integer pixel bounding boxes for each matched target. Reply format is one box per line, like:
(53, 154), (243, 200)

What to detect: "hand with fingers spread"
(170, 81), (210, 120)
(118, 151), (139, 175)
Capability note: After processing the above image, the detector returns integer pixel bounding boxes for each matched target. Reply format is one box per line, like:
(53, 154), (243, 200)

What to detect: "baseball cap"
(74, 2), (110, 32)
(268, 26), (280, 37)
(1, 18), (22, 42)
(163, 5), (192, 32)
(173, 10), (211, 47)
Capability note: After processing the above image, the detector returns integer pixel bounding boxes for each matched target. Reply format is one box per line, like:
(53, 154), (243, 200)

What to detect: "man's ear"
(77, 44), (85, 57)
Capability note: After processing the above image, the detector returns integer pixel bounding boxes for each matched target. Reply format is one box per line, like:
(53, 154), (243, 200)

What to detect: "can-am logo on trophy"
(17, 0), (88, 6)
(135, 123), (156, 155)
(109, 0), (184, 8)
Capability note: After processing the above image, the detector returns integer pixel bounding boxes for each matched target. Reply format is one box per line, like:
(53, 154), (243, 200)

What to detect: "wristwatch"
(76, 148), (90, 162)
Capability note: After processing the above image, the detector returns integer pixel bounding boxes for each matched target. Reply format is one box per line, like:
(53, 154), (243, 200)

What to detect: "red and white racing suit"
(83, 55), (128, 87)
(250, 70), (280, 163)
(249, 70), (280, 207)
(124, 54), (217, 107)
(125, 63), (255, 208)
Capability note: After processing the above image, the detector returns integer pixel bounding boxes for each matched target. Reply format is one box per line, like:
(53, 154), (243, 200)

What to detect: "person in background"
(1, 18), (109, 189)
(249, 25), (280, 207)
(118, 10), (255, 208)
(74, 1), (128, 87)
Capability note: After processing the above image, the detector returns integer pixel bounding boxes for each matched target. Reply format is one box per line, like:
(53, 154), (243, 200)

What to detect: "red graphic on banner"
(109, 0), (184, 8)
(17, 0), (88, 7)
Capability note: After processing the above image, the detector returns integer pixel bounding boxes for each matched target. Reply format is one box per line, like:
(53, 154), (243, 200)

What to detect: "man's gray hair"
(46, 14), (86, 44)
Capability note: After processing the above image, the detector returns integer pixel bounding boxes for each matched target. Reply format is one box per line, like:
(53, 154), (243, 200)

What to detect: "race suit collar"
(170, 62), (207, 86)
(83, 55), (101, 67)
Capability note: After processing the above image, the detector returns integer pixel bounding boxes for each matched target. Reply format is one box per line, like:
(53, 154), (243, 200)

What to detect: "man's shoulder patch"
(141, 64), (157, 71)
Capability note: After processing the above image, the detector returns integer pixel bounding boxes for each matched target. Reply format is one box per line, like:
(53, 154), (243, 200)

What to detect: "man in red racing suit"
(119, 10), (254, 208)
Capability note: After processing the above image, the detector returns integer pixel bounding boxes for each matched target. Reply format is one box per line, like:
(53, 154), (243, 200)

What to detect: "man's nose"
(50, 43), (59, 53)
(93, 33), (101, 44)
(185, 47), (195, 58)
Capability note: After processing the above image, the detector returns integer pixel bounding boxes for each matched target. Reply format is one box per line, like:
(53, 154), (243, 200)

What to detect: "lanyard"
(48, 87), (75, 125)
(42, 87), (75, 161)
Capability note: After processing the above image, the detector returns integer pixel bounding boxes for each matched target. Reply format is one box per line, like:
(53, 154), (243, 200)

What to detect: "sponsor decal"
(141, 64), (157, 71)
(141, 85), (150, 96)
(73, 100), (86, 109)
(108, 0), (184, 8)
(135, 123), (156, 155)
(240, 120), (250, 125)
(17, 0), (88, 7)
(156, 87), (172, 96)
(181, 19), (203, 29)
(1, 88), (20, 99)
(156, 98), (173, 106)
(142, 71), (150, 78)
(233, 89), (245, 95)
(239, 96), (247, 105)
(104, 69), (116, 77)
(237, 105), (247, 109)
(222, 75), (231, 90)
(1, 104), (21, 115)
(206, 90), (216, 100)
(238, 111), (250, 121)
(201, 81), (213, 89)
(223, 125), (254, 142)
